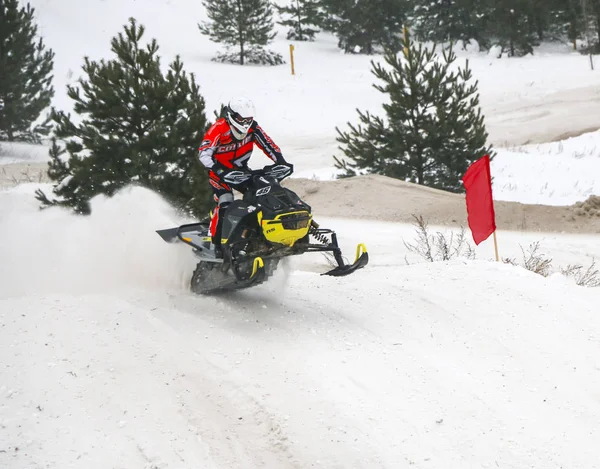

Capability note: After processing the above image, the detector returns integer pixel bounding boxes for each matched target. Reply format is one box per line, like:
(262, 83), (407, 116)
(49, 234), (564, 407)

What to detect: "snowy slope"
(2, 186), (600, 469)
(491, 133), (600, 205)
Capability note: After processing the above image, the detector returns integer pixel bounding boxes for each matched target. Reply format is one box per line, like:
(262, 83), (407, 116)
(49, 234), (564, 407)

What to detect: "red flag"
(462, 155), (496, 245)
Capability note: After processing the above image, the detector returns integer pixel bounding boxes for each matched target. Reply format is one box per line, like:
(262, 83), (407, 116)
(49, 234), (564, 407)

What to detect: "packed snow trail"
(1, 186), (600, 469)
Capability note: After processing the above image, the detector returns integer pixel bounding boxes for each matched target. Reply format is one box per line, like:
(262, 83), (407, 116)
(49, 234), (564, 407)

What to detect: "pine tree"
(0, 0), (55, 143)
(198, 0), (284, 65)
(565, 0), (583, 46)
(410, 0), (491, 48)
(321, 0), (407, 54)
(541, 0), (582, 47)
(334, 34), (493, 193)
(275, 0), (323, 41)
(486, 0), (538, 56)
(35, 18), (212, 217)
(587, 0), (600, 50)
(528, 0), (558, 41)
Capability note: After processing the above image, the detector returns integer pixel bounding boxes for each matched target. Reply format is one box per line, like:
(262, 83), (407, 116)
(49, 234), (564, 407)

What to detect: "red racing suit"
(198, 117), (285, 191)
(198, 118), (286, 237)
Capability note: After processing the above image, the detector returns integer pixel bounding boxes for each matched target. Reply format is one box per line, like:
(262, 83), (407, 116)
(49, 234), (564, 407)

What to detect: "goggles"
(231, 111), (253, 128)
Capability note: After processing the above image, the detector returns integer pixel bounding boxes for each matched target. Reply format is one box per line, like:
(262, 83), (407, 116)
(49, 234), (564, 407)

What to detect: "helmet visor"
(231, 111), (253, 128)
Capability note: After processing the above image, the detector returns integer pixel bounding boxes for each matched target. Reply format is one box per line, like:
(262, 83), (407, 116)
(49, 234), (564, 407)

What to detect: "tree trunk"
(416, 146), (424, 185)
(237, 0), (245, 65)
(296, 0), (303, 41)
(4, 96), (14, 141)
(417, 164), (424, 185)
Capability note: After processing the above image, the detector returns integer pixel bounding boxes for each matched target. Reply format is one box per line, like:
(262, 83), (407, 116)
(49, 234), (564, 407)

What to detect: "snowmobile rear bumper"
(156, 222), (224, 262)
(156, 222), (207, 244)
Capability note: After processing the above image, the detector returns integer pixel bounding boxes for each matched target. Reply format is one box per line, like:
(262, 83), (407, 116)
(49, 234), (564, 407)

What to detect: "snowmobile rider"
(198, 96), (292, 258)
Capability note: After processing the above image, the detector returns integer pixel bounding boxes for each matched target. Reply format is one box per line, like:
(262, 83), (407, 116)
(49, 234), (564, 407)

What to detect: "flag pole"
(493, 230), (500, 262)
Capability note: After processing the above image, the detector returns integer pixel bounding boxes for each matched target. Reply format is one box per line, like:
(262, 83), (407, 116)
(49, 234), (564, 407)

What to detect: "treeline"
(279, 0), (600, 56)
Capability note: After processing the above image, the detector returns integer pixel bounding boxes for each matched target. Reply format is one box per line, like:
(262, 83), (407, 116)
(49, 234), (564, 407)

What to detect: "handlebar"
(222, 163), (294, 187)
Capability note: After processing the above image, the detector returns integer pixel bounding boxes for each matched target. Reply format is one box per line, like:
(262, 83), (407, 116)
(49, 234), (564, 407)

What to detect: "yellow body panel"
(258, 211), (312, 247)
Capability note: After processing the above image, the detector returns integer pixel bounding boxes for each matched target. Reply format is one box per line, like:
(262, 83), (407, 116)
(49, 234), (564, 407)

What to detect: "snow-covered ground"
(2, 1), (600, 468)
(492, 143), (600, 205)
(1, 184), (600, 469)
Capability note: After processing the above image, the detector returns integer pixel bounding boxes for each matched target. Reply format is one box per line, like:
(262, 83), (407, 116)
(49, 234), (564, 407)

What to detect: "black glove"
(264, 162), (293, 181)
(278, 160), (293, 175)
(211, 161), (230, 177)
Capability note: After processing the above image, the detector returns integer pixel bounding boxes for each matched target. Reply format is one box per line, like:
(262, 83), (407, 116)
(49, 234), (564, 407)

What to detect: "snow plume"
(0, 184), (197, 297)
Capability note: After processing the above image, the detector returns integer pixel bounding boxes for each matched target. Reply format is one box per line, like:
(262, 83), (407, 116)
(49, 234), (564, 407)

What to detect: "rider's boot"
(210, 202), (231, 259)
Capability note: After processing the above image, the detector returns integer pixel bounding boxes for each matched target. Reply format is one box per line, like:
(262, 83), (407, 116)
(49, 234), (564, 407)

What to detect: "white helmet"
(226, 96), (256, 141)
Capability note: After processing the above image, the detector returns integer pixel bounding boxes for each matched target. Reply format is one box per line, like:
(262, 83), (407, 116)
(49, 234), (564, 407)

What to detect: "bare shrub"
(10, 166), (45, 184)
(403, 218), (599, 288)
(561, 260), (600, 287)
(404, 214), (475, 263)
(502, 257), (517, 266)
(505, 242), (598, 287)
(519, 241), (553, 277)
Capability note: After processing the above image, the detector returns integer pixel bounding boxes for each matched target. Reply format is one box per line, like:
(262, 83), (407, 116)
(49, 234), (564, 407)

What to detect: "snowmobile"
(156, 163), (369, 294)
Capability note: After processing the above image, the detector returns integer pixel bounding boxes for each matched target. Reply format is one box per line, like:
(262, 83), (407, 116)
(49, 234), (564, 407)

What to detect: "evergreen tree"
(334, 34), (493, 193)
(587, 0), (600, 50)
(486, 0), (538, 56)
(0, 0), (55, 142)
(35, 18), (212, 217)
(410, 0), (491, 48)
(43, 137), (69, 182)
(322, 0), (407, 54)
(542, 0), (582, 47)
(275, 0), (323, 41)
(408, 0), (582, 54)
(198, 0), (284, 65)
(527, 0), (582, 42)
(565, 0), (583, 46)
